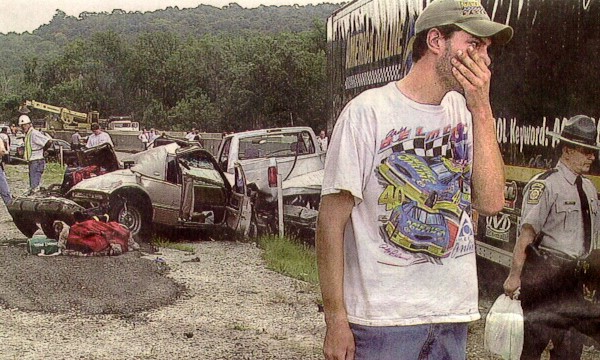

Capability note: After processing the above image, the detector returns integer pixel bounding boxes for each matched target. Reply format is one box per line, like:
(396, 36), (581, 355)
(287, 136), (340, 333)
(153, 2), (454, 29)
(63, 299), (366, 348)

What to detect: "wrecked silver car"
(8, 140), (252, 241)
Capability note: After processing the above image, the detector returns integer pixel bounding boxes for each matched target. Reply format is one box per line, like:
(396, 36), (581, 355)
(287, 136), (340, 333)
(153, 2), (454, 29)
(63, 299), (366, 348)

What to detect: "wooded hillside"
(0, 2), (343, 132)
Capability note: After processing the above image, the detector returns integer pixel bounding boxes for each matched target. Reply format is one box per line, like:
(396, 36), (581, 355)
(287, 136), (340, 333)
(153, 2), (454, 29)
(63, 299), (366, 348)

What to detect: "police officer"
(504, 115), (600, 359)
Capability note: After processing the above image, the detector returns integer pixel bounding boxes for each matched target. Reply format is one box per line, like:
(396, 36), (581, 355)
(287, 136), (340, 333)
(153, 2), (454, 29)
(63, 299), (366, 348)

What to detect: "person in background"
(503, 115), (600, 359)
(148, 128), (158, 143)
(193, 129), (204, 147)
(185, 127), (196, 141)
(316, 0), (513, 358)
(138, 128), (149, 150)
(0, 127), (11, 163)
(70, 129), (81, 151)
(0, 135), (12, 205)
(317, 129), (328, 152)
(86, 123), (113, 148)
(19, 114), (51, 190)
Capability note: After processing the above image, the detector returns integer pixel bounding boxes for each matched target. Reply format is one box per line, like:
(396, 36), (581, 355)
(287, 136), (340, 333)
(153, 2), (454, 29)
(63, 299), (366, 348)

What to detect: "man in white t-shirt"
(185, 128), (196, 141)
(86, 123), (114, 148)
(317, 130), (328, 152)
(138, 129), (149, 150)
(316, 0), (513, 359)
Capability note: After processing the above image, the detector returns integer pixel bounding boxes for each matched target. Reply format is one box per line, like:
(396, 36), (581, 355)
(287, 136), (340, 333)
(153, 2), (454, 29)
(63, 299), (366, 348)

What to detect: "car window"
(179, 152), (225, 187)
(238, 131), (314, 159)
(218, 138), (231, 171)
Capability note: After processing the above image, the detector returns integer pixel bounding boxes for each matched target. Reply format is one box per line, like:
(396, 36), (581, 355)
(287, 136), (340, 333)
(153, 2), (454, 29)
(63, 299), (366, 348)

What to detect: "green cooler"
(27, 235), (59, 255)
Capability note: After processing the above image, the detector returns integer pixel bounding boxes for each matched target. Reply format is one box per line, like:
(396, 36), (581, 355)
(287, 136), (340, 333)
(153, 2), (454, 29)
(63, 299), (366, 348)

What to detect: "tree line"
(0, 3), (341, 133)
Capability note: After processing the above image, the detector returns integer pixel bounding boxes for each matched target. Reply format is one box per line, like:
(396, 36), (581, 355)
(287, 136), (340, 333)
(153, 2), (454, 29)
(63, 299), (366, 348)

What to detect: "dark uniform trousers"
(520, 248), (587, 359)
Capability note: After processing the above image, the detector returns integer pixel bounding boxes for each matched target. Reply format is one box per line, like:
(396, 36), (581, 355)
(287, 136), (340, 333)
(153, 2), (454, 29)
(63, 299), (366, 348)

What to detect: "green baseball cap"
(415, 0), (513, 45)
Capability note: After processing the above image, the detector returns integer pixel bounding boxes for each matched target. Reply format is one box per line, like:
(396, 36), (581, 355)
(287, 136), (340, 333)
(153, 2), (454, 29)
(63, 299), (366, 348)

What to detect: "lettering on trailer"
(485, 213), (512, 242)
(495, 116), (600, 152)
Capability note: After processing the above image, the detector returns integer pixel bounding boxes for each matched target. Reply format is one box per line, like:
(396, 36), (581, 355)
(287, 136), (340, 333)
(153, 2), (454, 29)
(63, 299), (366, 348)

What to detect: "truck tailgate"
(282, 169), (323, 196)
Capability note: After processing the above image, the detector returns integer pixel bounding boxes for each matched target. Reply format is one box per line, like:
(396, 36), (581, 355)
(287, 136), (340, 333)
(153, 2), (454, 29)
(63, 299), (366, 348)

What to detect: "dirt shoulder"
(0, 239), (325, 359)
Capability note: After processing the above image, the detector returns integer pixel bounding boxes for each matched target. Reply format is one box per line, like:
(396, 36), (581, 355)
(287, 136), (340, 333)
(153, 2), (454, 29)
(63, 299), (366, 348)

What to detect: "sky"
(0, 0), (347, 34)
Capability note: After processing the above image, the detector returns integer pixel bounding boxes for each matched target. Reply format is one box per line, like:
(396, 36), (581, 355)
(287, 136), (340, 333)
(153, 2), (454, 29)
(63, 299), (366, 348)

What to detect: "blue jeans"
(0, 165), (11, 205)
(28, 159), (45, 190)
(350, 322), (468, 360)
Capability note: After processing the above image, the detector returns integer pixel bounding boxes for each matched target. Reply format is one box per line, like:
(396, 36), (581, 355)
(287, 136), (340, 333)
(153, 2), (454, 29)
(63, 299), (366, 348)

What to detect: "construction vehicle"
(327, 0), (600, 281)
(19, 100), (99, 131)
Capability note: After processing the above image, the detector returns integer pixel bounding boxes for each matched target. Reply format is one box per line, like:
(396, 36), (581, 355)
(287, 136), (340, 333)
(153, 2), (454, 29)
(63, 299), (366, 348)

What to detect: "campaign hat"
(547, 115), (600, 151)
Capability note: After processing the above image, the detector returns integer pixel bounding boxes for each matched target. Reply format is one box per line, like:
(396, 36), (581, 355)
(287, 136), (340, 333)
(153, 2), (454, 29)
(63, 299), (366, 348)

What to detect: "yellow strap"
(24, 129), (32, 161)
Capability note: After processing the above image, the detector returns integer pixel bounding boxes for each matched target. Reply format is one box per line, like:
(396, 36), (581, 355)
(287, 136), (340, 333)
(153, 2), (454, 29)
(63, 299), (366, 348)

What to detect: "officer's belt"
(538, 246), (578, 262)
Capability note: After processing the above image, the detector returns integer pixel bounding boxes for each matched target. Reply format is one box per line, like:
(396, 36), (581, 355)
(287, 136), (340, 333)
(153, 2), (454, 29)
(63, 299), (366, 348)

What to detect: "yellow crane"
(19, 100), (99, 130)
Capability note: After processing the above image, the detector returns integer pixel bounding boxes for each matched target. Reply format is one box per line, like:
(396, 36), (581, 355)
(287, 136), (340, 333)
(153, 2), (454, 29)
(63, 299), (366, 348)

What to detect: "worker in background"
(0, 127), (11, 163)
(193, 129), (204, 147)
(317, 129), (328, 152)
(185, 127), (196, 141)
(19, 114), (51, 190)
(70, 129), (82, 150)
(138, 128), (149, 150)
(0, 135), (12, 205)
(86, 123), (114, 148)
(148, 128), (158, 143)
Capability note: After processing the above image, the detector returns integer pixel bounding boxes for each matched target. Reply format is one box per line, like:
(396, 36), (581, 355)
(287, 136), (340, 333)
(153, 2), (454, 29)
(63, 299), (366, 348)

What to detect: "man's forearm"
(316, 192), (354, 323)
(471, 110), (505, 216)
(508, 225), (536, 279)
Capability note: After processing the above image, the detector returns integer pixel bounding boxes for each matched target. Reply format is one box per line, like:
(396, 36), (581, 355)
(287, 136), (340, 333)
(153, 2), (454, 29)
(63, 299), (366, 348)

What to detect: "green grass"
(152, 236), (196, 254)
(258, 235), (319, 285)
(5, 161), (66, 186)
(43, 162), (67, 184)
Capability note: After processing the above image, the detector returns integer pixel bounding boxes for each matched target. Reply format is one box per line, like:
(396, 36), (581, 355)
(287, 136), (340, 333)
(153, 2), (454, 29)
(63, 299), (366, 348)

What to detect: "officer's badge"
(527, 182), (545, 205)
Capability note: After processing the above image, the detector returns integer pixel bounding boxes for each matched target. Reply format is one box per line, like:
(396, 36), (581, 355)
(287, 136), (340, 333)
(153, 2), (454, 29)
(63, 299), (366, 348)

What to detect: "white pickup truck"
(215, 127), (325, 238)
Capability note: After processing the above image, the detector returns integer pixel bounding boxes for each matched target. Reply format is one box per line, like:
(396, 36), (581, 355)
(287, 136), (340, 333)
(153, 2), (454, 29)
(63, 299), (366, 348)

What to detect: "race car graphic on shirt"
(385, 200), (459, 257)
(377, 124), (472, 259)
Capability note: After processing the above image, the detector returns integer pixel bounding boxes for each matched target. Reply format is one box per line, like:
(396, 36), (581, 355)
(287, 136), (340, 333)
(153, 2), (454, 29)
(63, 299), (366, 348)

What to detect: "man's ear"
(426, 28), (445, 55)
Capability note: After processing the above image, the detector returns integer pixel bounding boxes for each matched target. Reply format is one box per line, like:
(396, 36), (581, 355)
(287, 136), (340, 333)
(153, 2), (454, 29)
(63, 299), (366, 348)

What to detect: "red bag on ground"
(67, 220), (131, 254)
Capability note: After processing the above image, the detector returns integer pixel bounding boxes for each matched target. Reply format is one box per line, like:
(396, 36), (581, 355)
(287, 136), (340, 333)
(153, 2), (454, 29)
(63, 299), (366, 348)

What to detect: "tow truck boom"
(21, 100), (99, 130)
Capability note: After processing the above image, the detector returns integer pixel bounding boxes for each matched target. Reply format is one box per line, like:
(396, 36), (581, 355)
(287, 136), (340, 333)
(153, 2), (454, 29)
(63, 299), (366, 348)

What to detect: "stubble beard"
(436, 44), (464, 94)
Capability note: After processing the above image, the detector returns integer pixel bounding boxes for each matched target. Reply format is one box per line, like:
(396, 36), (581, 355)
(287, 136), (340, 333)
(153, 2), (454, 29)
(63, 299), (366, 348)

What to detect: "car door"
(225, 163), (253, 236)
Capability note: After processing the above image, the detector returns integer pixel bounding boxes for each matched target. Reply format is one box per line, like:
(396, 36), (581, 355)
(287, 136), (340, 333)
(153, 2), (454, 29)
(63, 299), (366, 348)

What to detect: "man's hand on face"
(450, 45), (493, 116)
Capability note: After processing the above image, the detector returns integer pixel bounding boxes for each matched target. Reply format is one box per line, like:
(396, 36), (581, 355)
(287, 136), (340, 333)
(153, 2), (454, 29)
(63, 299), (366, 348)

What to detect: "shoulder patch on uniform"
(526, 181), (546, 205)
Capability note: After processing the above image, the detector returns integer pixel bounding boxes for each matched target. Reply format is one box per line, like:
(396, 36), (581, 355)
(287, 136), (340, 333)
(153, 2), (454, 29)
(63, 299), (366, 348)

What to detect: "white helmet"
(18, 114), (31, 125)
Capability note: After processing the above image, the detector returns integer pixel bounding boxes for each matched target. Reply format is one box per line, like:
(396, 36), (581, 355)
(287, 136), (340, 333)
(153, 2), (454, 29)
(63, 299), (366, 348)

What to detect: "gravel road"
(1, 163), (599, 359)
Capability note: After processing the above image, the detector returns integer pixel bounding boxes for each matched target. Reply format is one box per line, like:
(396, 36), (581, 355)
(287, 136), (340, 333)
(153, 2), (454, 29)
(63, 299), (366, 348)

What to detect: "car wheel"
(13, 217), (39, 238)
(110, 196), (152, 242)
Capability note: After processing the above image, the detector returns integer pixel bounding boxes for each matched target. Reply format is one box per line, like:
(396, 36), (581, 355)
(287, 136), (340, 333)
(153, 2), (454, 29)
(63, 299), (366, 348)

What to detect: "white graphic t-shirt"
(322, 82), (479, 326)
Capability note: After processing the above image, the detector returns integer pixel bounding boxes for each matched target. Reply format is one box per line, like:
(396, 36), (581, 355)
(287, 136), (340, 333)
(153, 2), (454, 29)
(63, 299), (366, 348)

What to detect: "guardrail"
(50, 130), (223, 156)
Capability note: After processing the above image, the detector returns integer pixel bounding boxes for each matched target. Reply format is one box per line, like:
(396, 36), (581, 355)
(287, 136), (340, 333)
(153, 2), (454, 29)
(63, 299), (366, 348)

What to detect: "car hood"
(69, 169), (136, 194)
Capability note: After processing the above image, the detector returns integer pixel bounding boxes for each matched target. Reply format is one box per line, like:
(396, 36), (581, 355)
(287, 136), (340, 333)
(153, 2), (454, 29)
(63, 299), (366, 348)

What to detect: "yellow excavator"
(19, 100), (99, 130)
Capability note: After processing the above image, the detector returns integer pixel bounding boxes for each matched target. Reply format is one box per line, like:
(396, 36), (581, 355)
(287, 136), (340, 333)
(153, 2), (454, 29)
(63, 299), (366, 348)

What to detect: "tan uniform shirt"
(521, 160), (599, 257)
